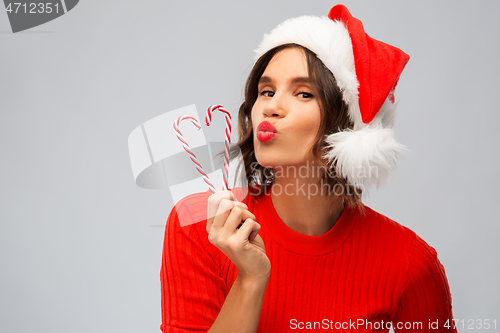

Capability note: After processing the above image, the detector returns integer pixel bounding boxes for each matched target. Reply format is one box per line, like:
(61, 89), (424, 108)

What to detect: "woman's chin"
(256, 161), (276, 169)
(254, 157), (277, 169)
(256, 153), (302, 168)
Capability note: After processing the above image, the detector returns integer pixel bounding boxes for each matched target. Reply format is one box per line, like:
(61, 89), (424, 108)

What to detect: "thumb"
(248, 222), (261, 242)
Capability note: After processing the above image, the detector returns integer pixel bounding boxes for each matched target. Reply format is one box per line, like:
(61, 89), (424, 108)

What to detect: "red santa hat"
(254, 4), (410, 190)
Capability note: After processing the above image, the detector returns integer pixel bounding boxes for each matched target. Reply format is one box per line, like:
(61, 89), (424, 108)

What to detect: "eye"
(298, 92), (313, 99)
(260, 90), (275, 97)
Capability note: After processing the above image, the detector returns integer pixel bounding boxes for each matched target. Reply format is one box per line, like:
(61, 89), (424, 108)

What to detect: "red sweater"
(160, 190), (456, 332)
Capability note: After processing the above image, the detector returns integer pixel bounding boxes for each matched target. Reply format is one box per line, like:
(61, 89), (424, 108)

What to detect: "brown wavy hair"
(229, 43), (362, 208)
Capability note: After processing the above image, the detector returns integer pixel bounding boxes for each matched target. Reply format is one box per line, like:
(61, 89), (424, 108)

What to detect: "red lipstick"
(256, 121), (277, 142)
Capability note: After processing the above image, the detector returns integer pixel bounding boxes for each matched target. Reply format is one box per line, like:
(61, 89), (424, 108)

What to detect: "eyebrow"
(258, 75), (311, 84)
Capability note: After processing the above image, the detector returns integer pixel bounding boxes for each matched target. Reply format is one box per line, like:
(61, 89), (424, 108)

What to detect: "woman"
(161, 4), (456, 332)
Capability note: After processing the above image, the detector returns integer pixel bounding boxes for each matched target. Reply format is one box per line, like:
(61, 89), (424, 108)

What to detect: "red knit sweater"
(160, 190), (456, 332)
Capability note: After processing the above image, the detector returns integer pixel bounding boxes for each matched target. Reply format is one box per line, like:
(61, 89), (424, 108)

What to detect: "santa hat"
(254, 4), (410, 190)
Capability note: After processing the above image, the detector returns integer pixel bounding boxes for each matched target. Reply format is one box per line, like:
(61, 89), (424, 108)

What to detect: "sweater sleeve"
(160, 196), (228, 332)
(393, 234), (457, 332)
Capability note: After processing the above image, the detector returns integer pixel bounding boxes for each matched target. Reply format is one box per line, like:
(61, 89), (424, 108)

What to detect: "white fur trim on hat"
(323, 98), (406, 190)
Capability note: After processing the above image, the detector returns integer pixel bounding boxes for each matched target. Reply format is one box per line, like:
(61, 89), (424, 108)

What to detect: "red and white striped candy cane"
(173, 115), (216, 194)
(206, 105), (231, 190)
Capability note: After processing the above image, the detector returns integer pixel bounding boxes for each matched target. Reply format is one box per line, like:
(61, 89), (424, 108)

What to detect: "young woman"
(160, 5), (456, 332)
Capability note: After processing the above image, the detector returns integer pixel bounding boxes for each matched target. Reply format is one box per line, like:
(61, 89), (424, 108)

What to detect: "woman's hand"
(207, 189), (271, 283)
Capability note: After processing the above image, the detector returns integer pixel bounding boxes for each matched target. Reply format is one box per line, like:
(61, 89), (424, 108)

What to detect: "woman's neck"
(270, 164), (344, 236)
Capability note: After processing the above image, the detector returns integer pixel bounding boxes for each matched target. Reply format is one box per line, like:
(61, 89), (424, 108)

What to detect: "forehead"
(261, 47), (309, 79)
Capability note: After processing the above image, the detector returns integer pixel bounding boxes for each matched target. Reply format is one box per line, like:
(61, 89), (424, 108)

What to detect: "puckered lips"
(256, 121), (277, 143)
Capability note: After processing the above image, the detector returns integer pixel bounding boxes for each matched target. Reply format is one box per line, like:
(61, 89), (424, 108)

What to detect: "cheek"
(250, 105), (259, 129)
(298, 111), (321, 141)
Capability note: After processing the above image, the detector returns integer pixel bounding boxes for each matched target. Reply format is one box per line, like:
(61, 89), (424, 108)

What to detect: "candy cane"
(206, 105), (231, 190)
(173, 115), (216, 194)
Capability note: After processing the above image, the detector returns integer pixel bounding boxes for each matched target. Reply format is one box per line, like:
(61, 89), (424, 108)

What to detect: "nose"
(262, 92), (286, 118)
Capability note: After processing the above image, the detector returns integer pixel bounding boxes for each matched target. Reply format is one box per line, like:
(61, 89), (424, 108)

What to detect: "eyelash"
(259, 91), (314, 98)
(260, 90), (274, 97)
(298, 92), (313, 99)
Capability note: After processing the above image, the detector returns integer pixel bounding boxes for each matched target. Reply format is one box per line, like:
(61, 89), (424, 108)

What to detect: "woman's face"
(251, 47), (322, 169)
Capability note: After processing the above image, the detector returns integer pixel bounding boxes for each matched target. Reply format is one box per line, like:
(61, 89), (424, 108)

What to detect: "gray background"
(1, 0), (499, 332)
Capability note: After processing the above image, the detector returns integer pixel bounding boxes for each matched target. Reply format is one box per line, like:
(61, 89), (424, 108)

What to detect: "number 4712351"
(5, 2), (60, 14)
(444, 319), (497, 330)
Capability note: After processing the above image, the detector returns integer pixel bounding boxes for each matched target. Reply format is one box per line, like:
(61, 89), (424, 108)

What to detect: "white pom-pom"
(323, 126), (406, 191)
